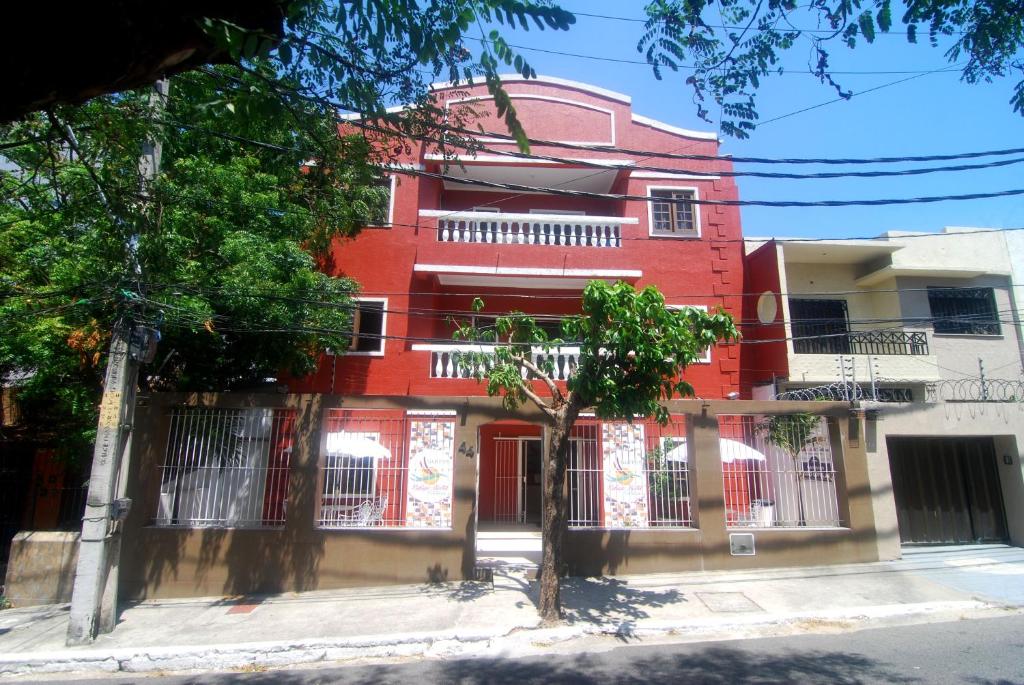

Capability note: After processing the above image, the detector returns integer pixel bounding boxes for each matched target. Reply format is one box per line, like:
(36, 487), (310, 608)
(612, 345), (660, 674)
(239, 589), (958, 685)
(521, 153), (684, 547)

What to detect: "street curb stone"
(0, 600), (1003, 677)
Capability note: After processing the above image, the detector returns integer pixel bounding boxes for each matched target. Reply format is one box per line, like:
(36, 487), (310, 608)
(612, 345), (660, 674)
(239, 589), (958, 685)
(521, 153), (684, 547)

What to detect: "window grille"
(567, 419), (693, 529)
(318, 409), (455, 529)
(717, 415), (841, 528)
(927, 287), (1000, 335)
(789, 299), (851, 354)
(649, 189), (697, 234)
(156, 407), (295, 528)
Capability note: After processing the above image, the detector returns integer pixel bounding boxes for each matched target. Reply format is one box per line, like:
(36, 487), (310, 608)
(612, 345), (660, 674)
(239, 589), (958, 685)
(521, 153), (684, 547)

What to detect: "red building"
(292, 76), (745, 399)
(289, 76), (750, 530)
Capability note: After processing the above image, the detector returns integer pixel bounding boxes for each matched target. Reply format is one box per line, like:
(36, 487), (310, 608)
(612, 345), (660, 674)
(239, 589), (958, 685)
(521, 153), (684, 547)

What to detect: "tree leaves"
(640, 0), (1024, 137)
(452, 280), (739, 424)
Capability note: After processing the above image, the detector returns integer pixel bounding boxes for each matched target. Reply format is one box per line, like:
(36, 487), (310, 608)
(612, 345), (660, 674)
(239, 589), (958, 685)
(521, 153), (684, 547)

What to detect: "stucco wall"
(120, 395), (880, 598)
(4, 531), (79, 607)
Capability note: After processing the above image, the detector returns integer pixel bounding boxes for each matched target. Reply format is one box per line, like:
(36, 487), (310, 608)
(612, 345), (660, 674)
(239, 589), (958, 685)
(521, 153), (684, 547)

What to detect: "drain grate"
(696, 591), (764, 613)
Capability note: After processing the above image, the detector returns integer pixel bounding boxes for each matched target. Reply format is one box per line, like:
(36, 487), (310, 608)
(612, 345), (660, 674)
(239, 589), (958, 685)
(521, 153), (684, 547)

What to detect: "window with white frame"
(648, 187), (698, 236)
(367, 175), (395, 226)
(349, 298), (386, 355)
(668, 304), (712, 363)
(155, 407), (295, 528)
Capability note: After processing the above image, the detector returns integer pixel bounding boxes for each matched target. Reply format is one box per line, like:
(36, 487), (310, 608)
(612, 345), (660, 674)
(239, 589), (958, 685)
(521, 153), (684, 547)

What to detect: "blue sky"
(476, 1), (1024, 239)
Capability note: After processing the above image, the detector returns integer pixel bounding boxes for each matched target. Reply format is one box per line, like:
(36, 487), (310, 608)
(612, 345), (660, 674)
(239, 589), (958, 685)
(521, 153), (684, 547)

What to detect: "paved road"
(35, 614), (1024, 684)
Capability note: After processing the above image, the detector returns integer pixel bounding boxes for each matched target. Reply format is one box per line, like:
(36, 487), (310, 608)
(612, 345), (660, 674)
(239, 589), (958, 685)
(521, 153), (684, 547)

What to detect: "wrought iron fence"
(567, 419), (693, 529)
(794, 330), (928, 355)
(318, 410), (456, 529)
(717, 415), (841, 528)
(155, 407), (295, 528)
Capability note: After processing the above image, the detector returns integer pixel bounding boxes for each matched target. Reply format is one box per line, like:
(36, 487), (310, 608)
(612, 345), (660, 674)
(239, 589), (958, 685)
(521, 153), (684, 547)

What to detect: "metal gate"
(888, 437), (1008, 544)
(493, 438), (523, 523)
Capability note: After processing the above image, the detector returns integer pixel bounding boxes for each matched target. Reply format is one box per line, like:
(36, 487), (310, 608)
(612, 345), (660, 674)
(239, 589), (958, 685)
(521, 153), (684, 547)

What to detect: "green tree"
(759, 412), (822, 525)
(640, 0), (1024, 137)
(0, 69), (384, 460)
(453, 280), (739, 623)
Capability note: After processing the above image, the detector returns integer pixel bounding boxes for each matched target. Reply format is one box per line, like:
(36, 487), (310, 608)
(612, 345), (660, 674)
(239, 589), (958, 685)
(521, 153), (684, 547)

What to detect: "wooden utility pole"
(66, 79), (167, 645)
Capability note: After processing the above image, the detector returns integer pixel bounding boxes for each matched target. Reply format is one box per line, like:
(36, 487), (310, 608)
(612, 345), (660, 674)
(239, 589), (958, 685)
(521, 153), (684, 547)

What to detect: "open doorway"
(479, 423), (545, 529)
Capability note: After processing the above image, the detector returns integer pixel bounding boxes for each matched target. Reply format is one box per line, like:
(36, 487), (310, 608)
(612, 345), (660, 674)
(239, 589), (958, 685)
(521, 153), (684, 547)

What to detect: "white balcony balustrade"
(411, 344), (581, 380)
(419, 210), (637, 248)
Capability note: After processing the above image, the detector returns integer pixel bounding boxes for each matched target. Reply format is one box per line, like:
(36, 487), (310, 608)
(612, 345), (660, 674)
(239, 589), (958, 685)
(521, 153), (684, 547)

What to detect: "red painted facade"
(288, 77), (749, 400)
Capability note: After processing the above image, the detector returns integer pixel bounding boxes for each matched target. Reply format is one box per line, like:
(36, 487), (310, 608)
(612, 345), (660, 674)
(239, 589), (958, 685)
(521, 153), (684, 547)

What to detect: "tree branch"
(517, 379), (557, 421)
(515, 350), (564, 406)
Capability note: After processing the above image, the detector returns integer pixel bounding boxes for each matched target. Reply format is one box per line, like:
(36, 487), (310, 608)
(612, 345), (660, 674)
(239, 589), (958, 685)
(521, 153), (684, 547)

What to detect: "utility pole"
(66, 79), (167, 645)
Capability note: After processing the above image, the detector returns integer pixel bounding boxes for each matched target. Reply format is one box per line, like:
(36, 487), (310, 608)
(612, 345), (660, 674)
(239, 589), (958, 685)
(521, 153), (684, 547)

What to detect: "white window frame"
(366, 175), (397, 227)
(667, 304), (712, 363)
(348, 297), (387, 357)
(646, 185), (701, 238)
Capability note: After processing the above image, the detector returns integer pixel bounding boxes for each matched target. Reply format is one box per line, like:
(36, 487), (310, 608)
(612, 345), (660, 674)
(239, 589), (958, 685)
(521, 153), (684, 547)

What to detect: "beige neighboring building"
(745, 227), (1024, 560)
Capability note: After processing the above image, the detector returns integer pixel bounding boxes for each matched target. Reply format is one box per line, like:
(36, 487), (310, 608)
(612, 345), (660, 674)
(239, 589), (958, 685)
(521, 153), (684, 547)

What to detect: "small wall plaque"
(729, 533), (756, 556)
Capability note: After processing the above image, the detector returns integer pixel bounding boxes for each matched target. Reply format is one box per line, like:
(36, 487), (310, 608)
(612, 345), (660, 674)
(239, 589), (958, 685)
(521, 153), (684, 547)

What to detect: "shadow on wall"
(131, 399), (328, 599)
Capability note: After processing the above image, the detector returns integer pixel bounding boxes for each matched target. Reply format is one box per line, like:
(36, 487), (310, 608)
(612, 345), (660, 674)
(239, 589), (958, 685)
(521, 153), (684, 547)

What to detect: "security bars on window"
(567, 420), (694, 529)
(318, 409), (456, 529)
(156, 407), (295, 528)
(717, 415), (841, 528)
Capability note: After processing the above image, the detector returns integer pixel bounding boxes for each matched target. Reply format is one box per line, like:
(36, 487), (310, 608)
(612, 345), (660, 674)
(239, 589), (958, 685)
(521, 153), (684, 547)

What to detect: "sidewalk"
(1, 545), (1022, 678)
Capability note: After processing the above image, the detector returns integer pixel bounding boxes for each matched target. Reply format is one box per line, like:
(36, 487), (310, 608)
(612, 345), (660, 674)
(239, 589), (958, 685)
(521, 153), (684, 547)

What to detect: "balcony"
(419, 210), (636, 248)
(787, 331), (940, 384)
(411, 344), (581, 380)
(793, 330), (929, 356)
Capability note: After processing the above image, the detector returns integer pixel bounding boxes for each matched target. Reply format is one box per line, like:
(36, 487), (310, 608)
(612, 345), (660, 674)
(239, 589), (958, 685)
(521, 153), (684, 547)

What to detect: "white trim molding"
(646, 185), (702, 239)
(430, 74), (632, 104)
(347, 297), (388, 357)
(424, 153), (634, 167)
(413, 264), (642, 279)
(631, 114), (718, 141)
(632, 171), (720, 181)
(418, 209), (638, 224)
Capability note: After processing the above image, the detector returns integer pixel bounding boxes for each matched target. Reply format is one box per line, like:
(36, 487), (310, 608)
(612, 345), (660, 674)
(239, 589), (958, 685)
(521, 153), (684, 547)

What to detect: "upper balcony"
(419, 210), (635, 249)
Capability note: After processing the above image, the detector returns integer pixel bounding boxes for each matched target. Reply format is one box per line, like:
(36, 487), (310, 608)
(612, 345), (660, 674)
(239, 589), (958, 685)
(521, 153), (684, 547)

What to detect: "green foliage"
(198, 0), (577, 152)
(640, 0), (1024, 137)
(452, 280), (739, 422)
(646, 440), (686, 499)
(0, 70), (376, 462)
(760, 412), (821, 459)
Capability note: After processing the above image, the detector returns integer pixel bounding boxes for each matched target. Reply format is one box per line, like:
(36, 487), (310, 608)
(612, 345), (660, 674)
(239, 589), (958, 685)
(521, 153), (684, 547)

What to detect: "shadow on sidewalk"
(561, 577), (686, 626)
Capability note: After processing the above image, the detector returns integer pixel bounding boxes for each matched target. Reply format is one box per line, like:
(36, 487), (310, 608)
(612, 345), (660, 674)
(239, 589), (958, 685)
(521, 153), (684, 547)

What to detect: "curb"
(0, 600), (1005, 677)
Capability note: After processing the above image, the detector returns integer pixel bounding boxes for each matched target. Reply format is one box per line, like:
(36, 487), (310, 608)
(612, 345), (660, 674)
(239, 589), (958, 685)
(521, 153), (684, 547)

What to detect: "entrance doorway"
(888, 437), (1008, 544)
(492, 437), (543, 526)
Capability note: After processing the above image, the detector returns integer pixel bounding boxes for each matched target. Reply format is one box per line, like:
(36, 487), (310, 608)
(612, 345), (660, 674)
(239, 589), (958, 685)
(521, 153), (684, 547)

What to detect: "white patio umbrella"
(664, 438), (768, 463)
(325, 433), (392, 460)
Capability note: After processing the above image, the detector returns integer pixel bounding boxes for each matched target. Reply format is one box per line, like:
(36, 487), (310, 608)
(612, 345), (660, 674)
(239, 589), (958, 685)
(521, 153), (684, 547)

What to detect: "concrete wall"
(895, 274), (1022, 381)
(566, 401), (881, 575)
(4, 531), (79, 607)
(121, 394), (880, 599)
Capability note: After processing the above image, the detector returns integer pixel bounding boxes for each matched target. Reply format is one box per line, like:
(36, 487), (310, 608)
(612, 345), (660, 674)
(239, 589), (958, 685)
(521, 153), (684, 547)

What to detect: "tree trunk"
(538, 403), (580, 624)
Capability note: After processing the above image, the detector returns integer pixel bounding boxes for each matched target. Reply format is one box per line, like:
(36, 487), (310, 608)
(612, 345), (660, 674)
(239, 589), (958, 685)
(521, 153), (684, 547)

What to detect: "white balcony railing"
(411, 344), (581, 380)
(419, 210), (637, 248)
